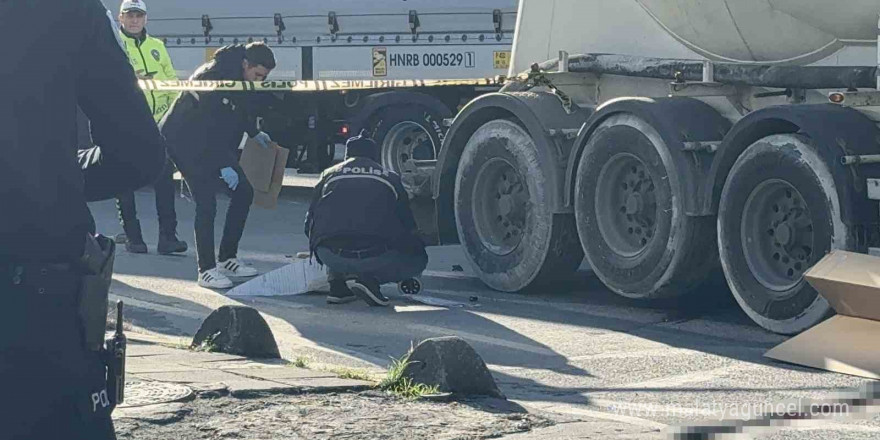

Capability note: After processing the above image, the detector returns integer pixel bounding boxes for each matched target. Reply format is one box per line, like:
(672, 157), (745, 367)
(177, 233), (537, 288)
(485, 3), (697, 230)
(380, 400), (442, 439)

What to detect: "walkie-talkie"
(105, 300), (127, 407)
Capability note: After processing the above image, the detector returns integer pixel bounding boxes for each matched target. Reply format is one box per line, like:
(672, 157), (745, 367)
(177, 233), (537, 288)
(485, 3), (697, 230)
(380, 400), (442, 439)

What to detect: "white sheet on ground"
(227, 257), (329, 297)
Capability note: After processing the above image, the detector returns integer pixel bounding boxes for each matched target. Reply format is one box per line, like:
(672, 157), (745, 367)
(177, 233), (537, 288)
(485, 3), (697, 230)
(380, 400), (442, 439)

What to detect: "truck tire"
(370, 105), (444, 174)
(574, 114), (717, 299)
(454, 119), (582, 292)
(718, 134), (845, 334)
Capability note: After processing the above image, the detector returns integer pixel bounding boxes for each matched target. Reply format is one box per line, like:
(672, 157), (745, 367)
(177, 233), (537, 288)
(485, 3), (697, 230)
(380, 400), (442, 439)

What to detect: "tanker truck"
(425, 0), (880, 335)
(94, 0), (516, 173)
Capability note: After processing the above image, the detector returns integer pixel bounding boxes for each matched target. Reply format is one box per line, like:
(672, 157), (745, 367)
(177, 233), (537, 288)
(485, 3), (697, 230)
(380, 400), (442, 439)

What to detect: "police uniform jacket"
(160, 44), (262, 178)
(305, 157), (422, 258)
(120, 28), (178, 122)
(1, 0), (166, 263)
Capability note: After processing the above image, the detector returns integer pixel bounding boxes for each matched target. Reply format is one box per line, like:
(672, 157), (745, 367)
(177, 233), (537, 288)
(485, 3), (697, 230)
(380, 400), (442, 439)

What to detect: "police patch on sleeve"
(151, 49), (161, 62)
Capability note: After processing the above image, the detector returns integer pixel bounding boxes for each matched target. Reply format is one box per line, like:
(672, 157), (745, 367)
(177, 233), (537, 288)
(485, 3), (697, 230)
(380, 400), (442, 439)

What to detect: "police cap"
(345, 130), (380, 162)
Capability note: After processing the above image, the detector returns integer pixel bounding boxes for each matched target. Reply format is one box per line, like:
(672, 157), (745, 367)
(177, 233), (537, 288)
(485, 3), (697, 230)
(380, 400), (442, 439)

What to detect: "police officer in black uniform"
(305, 132), (428, 306)
(1, 1), (166, 438)
(160, 42), (276, 288)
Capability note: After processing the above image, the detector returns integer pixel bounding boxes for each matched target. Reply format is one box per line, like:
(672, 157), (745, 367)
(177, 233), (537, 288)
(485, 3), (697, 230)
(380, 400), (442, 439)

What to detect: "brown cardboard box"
(764, 250), (880, 379)
(239, 139), (290, 209)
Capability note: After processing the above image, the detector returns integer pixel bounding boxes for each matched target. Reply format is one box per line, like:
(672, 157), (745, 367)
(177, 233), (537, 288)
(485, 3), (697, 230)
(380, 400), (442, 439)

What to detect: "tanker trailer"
(97, 0), (516, 175)
(431, 0), (880, 334)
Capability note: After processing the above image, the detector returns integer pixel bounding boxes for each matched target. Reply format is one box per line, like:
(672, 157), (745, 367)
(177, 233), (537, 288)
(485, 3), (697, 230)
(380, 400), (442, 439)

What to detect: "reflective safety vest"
(120, 29), (178, 121)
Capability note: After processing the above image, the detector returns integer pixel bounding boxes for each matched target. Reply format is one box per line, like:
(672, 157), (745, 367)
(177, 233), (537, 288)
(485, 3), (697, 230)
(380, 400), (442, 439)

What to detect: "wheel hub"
(472, 158), (529, 255)
(774, 223), (793, 248)
(382, 121), (436, 175)
(625, 193), (642, 215)
(742, 180), (814, 293)
(595, 154), (658, 257)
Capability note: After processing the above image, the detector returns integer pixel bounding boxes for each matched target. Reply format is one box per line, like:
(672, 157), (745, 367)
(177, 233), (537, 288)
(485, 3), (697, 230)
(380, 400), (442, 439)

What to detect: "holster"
(76, 234), (116, 352)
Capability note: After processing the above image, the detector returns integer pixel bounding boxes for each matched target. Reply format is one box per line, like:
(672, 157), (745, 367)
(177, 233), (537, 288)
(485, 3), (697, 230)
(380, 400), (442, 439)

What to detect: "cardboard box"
(764, 250), (880, 379)
(239, 139), (290, 209)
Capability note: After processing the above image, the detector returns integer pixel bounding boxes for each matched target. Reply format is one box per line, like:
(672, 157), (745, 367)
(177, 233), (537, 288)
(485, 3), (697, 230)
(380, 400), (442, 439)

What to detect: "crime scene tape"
(139, 78), (503, 92)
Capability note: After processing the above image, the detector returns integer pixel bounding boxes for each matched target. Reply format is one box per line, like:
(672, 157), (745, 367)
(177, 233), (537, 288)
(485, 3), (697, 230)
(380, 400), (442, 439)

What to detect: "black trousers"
(184, 165), (254, 272)
(116, 158), (179, 238)
(0, 266), (116, 440)
(316, 247), (428, 284)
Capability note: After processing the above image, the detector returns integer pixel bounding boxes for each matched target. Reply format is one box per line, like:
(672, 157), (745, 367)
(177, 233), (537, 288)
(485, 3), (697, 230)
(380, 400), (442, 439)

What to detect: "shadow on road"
(111, 279), (214, 337)
(91, 189), (829, 411)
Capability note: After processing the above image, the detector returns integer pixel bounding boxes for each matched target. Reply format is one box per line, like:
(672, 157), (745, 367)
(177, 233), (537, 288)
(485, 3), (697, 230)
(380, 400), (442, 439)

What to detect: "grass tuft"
(378, 342), (440, 399)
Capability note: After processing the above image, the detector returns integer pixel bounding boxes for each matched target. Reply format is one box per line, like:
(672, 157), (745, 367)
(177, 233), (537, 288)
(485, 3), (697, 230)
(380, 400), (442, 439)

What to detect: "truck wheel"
(454, 119), (583, 292)
(574, 114), (717, 299)
(371, 105), (444, 174)
(718, 134), (845, 334)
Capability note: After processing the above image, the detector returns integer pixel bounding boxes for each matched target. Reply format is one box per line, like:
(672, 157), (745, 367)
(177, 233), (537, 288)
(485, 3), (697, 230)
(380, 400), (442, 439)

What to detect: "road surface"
(90, 189), (880, 439)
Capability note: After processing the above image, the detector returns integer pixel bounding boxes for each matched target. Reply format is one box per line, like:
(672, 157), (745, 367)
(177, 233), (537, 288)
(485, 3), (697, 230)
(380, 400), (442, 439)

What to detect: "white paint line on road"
(426, 287), (666, 325)
(588, 397), (717, 418)
(109, 294), (206, 320)
(423, 270), (477, 280)
(615, 364), (761, 390)
(567, 348), (692, 362)
(407, 323), (558, 356)
(515, 400), (669, 430)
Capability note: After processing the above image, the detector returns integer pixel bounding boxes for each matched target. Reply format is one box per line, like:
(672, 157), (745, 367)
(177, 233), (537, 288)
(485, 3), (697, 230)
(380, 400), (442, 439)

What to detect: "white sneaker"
(218, 258), (259, 278)
(198, 268), (234, 289)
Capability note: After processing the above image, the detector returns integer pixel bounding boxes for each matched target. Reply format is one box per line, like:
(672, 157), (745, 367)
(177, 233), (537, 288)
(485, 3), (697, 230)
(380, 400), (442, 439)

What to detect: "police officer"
(161, 42), (276, 288)
(1, 0), (166, 438)
(115, 0), (187, 255)
(305, 132), (428, 306)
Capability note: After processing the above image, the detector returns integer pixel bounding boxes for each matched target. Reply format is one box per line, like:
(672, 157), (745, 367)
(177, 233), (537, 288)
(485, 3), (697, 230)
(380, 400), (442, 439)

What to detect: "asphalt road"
(90, 189), (880, 439)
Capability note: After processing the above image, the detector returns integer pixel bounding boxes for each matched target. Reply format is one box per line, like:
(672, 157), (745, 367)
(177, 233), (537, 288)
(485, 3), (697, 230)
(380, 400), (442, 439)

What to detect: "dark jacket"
(1, 0), (165, 262)
(159, 45), (262, 177)
(304, 157), (423, 259)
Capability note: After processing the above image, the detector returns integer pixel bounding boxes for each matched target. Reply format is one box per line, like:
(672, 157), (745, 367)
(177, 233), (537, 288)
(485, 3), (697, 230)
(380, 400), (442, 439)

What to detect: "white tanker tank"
(511, 0), (880, 73)
(431, 0), (880, 335)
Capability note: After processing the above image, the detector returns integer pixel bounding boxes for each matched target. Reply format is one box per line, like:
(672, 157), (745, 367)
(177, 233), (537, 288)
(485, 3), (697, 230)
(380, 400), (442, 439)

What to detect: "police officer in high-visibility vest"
(1, 0), (167, 438)
(114, 0), (188, 255)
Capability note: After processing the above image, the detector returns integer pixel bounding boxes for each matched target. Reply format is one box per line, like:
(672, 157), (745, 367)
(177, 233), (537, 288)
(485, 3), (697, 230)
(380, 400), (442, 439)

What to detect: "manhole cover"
(119, 381), (194, 408)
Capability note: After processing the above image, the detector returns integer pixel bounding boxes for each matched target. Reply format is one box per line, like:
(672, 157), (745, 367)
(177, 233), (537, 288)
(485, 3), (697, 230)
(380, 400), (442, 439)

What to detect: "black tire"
(370, 105), (445, 174)
(454, 119), (583, 292)
(718, 134), (847, 334)
(574, 114), (717, 299)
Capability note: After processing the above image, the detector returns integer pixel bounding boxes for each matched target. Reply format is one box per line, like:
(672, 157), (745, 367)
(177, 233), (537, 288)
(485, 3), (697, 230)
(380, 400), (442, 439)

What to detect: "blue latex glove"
(220, 167), (239, 191)
(254, 131), (272, 149)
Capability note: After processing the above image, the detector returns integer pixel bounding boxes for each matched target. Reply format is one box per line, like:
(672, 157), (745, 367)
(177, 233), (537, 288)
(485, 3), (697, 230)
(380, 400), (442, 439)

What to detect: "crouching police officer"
(305, 132), (428, 306)
(1, 0), (166, 438)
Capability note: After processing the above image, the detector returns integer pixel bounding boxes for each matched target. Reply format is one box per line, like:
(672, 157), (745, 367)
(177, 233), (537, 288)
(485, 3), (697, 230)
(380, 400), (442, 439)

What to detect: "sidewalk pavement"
(118, 334), (374, 411)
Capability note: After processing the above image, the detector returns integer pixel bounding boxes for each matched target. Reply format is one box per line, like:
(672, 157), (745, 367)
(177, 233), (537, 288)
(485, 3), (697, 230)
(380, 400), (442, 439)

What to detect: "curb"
(228, 383), (376, 399)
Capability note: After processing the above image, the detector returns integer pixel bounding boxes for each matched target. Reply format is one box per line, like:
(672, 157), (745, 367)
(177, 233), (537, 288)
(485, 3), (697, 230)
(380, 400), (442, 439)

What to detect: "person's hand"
(254, 131), (273, 149)
(220, 167), (239, 191)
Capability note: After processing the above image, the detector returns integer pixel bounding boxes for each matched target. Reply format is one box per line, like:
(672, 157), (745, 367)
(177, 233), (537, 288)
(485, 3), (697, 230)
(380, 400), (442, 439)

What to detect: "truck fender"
(349, 90), (453, 135)
(433, 91), (590, 244)
(564, 97), (732, 215)
(702, 104), (880, 245)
